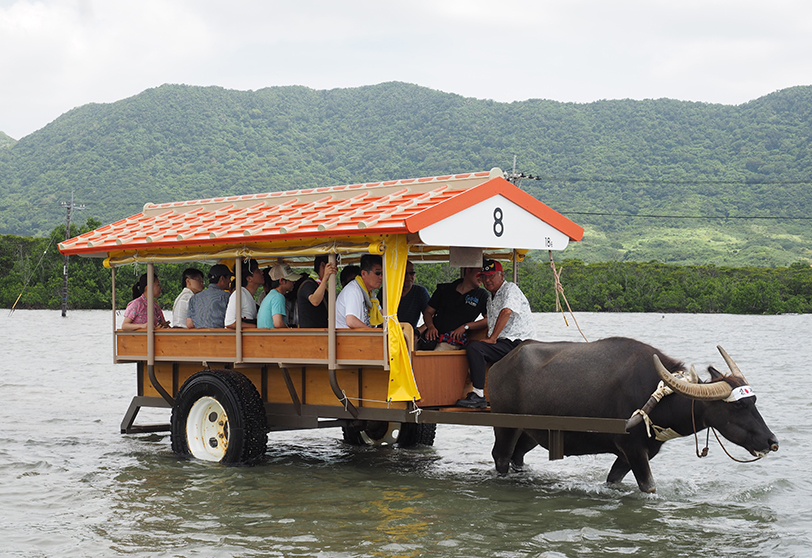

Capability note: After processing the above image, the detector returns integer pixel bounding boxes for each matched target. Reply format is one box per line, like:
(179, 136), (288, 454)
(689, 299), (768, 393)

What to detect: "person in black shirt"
(420, 267), (488, 350)
(297, 255), (338, 328)
(397, 260), (430, 329)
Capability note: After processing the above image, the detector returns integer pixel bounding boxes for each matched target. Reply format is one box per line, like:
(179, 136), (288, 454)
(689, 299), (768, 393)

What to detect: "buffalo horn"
(717, 345), (748, 382)
(653, 354), (732, 401)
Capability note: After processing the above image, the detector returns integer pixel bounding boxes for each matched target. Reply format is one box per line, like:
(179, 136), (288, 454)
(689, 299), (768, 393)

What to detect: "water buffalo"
(488, 337), (778, 493)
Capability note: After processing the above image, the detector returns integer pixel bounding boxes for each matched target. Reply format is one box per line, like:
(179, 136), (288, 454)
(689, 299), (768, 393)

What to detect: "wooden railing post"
(235, 257), (242, 363)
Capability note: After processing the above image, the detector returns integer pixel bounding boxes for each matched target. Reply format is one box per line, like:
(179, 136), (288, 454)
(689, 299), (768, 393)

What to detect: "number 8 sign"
(493, 207), (504, 237)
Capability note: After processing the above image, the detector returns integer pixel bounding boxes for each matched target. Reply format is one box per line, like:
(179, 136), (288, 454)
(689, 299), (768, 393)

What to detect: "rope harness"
(633, 380), (763, 463)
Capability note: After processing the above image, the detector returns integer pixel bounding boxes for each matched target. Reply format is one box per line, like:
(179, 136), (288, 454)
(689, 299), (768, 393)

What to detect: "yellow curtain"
(384, 234), (421, 401)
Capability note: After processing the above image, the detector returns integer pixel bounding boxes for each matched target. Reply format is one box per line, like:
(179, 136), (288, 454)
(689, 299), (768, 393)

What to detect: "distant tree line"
(3, 219), (811, 315)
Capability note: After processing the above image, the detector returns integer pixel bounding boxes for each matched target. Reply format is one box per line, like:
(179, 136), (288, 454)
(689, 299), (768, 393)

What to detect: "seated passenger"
(172, 268), (204, 328)
(420, 267), (488, 350)
(122, 273), (169, 330)
(340, 264), (361, 288)
(187, 264), (232, 329)
(396, 260), (430, 329)
(456, 260), (536, 409)
(297, 255), (338, 328)
(258, 263), (301, 328)
(335, 255), (382, 329)
(225, 259), (263, 329)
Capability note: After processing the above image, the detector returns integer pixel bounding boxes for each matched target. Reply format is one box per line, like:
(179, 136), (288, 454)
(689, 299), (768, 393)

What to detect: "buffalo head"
(654, 346), (779, 458)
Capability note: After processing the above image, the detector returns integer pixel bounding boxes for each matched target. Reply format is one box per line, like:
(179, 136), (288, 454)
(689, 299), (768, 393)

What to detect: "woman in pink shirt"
(122, 273), (169, 330)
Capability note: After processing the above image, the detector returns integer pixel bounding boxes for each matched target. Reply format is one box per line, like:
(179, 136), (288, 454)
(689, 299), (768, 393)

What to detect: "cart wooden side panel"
(118, 329), (385, 364)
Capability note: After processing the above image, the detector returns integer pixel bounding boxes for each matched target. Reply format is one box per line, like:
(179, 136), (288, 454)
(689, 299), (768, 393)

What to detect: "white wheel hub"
(361, 422), (400, 445)
(186, 396), (229, 462)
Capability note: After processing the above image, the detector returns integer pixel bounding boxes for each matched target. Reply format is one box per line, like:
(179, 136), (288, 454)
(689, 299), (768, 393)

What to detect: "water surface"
(2, 310), (809, 557)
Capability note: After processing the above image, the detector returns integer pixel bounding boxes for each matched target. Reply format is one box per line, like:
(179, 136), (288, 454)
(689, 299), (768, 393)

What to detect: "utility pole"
(506, 155), (521, 184)
(61, 192), (85, 317)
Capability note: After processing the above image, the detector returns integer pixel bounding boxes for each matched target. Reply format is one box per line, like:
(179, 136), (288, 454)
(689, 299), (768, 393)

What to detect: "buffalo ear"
(708, 365), (724, 380)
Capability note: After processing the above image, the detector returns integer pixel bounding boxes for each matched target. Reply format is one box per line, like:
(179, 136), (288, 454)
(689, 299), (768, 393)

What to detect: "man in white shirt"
(335, 254), (383, 329)
(456, 259), (536, 408)
(225, 259), (263, 329)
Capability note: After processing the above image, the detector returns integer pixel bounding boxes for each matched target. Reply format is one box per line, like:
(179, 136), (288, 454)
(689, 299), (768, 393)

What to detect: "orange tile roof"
(59, 169), (582, 258)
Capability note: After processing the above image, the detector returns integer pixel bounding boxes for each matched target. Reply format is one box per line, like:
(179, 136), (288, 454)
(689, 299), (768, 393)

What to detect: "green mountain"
(1, 82), (811, 266)
(0, 131), (15, 149)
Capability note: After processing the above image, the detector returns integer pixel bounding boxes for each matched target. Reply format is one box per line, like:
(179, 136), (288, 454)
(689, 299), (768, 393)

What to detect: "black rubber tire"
(171, 369), (268, 464)
(341, 423), (366, 445)
(397, 422), (437, 447)
(341, 421), (436, 447)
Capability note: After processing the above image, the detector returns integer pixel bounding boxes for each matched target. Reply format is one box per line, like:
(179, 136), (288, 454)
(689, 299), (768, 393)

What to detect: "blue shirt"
(257, 289), (287, 329)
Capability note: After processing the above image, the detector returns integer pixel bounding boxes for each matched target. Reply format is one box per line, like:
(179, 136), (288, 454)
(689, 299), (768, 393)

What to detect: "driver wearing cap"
(456, 259), (536, 408)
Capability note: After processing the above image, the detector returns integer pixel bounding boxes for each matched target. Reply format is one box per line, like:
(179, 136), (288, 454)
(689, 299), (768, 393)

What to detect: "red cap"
(478, 259), (502, 276)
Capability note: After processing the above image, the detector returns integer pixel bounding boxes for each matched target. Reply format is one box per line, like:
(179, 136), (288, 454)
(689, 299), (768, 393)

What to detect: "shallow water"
(2, 310), (809, 557)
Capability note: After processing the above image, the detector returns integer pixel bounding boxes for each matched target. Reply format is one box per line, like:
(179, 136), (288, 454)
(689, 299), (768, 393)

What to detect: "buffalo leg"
(606, 455), (631, 484)
(625, 447), (656, 493)
(492, 427), (523, 475)
(510, 431), (539, 471)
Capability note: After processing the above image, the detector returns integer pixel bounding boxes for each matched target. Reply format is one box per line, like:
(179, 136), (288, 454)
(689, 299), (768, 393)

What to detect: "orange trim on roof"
(404, 176), (584, 241)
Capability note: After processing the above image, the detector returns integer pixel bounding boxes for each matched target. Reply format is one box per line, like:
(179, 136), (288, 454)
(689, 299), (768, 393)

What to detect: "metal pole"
(512, 249), (519, 284)
(61, 194), (72, 317)
(111, 266), (116, 361)
(60, 192), (85, 317)
(381, 248), (389, 371)
(235, 257), (242, 363)
(327, 253), (337, 371)
(147, 263), (154, 366)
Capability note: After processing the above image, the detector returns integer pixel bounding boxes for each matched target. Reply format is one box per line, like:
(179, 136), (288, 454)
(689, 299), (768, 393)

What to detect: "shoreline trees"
(4, 220), (810, 315)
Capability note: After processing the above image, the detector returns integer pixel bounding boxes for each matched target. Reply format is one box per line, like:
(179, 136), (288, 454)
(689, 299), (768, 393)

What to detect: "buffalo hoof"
(638, 481), (656, 494)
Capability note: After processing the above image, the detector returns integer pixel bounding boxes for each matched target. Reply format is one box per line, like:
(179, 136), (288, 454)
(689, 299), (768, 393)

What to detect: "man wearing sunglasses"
(335, 254), (383, 329)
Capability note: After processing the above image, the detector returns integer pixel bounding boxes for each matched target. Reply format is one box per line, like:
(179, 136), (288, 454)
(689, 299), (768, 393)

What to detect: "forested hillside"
(1, 82), (811, 266)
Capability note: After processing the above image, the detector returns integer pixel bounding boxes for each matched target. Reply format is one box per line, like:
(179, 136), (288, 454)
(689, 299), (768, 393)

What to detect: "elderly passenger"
(456, 260), (536, 409)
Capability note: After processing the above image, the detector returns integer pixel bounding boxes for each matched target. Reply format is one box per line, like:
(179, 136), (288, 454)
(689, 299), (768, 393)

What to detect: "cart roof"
(59, 168), (583, 262)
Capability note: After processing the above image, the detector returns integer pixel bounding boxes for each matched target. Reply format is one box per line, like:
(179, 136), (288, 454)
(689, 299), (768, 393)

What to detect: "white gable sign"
(417, 194), (571, 250)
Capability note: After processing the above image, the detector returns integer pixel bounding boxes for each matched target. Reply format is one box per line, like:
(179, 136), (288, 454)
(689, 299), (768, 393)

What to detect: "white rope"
(632, 379), (690, 440)
(340, 392), (395, 407)
(409, 399), (422, 423)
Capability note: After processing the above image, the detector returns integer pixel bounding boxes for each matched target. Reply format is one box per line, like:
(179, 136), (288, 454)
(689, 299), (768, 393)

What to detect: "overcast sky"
(1, 0), (811, 139)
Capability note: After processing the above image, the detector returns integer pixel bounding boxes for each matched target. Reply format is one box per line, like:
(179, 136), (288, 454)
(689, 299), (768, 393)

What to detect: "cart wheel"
(341, 421), (436, 447)
(396, 422), (437, 447)
(171, 369), (267, 464)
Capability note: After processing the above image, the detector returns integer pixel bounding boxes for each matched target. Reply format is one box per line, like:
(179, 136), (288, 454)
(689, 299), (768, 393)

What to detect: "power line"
(563, 211), (812, 221)
(509, 171), (812, 186)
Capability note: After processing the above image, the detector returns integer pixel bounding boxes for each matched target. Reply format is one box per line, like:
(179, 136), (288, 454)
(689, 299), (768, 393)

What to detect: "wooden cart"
(60, 168), (626, 464)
